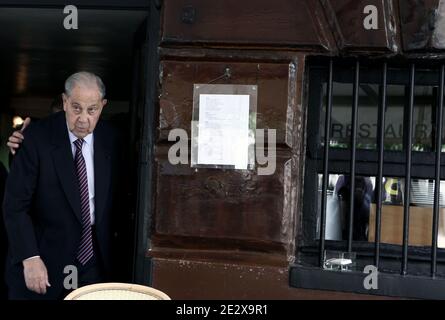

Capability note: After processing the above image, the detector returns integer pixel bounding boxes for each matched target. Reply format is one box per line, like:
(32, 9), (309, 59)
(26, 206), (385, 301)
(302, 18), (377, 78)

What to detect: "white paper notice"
(197, 94), (250, 169)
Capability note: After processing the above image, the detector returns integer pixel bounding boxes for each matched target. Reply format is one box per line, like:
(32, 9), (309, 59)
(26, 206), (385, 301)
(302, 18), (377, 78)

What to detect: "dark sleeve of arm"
(2, 128), (40, 264)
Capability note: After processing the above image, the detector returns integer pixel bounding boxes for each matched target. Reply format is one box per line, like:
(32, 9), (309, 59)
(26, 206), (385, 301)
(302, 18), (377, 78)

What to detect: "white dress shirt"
(67, 124), (95, 225)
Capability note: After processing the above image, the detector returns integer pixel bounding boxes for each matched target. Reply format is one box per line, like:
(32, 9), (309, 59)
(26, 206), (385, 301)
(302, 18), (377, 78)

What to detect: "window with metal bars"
(290, 57), (445, 299)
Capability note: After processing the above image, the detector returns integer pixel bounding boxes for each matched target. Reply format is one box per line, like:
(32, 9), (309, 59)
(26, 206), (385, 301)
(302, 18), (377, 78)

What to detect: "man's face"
(63, 84), (107, 138)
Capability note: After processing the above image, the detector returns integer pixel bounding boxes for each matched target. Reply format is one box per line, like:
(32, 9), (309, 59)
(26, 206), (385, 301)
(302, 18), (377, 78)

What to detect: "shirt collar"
(66, 122), (93, 146)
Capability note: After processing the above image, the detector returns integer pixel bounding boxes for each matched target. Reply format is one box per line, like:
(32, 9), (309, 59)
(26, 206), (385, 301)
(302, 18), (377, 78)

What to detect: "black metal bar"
(315, 147), (445, 165)
(290, 265), (445, 300)
(347, 60), (360, 252)
(319, 59), (334, 267)
(315, 160), (445, 181)
(133, 2), (160, 285)
(402, 64), (415, 275)
(431, 65), (444, 277)
(432, 87), (438, 155)
(374, 62), (387, 269)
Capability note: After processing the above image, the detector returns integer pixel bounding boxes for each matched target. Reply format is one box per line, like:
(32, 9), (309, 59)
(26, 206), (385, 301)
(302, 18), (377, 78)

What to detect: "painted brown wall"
(148, 0), (442, 299)
(151, 258), (395, 300)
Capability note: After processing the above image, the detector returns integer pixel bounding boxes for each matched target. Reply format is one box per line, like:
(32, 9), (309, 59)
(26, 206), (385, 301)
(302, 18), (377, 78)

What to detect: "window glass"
(320, 83), (408, 151)
(317, 173), (445, 248)
(413, 86), (434, 151)
(384, 85), (405, 151)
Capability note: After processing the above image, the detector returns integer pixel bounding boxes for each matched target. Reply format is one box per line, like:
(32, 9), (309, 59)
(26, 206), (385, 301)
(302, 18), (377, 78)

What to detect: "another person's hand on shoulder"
(7, 117), (31, 155)
(22, 257), (51, 295)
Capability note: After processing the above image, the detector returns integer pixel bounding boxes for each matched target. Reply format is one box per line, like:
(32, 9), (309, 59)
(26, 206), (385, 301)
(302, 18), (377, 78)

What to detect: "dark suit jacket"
(0, 162), (8, 299)
(2, 111), (120, 300)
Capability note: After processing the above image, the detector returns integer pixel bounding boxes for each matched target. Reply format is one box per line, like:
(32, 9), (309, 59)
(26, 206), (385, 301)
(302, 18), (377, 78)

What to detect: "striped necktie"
(73, 138), (94, 265)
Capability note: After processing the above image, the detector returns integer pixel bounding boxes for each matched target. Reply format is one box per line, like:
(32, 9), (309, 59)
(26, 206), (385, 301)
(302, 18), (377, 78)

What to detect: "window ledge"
(289, 265), (445, 299)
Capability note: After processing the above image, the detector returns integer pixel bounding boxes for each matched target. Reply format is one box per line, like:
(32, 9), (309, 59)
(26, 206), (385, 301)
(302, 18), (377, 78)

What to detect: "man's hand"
(7, 117), (31, 155)
(22, 257), (51, 295)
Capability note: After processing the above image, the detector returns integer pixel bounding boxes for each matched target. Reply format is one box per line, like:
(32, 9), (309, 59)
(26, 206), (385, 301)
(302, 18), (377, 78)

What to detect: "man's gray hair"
(64, 71), (106, 99)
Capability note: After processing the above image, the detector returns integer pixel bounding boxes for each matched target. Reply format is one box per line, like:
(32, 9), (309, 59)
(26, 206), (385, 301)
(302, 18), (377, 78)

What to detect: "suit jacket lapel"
(94, 122), (111, 226)
(50, 112), (82, 223)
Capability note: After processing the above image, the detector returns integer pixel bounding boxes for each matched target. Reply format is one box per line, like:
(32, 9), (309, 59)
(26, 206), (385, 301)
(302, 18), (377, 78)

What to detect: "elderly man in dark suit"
(3, 71), (120, 300)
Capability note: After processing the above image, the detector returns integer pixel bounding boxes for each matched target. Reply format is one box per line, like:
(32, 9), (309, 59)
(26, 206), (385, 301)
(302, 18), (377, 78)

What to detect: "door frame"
(0, 0), (161, 285)
(132, 0), (161, 285)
